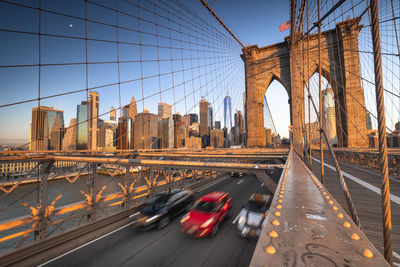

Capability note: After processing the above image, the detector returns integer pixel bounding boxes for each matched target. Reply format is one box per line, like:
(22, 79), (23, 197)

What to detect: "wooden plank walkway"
(310, 156), (400, 265)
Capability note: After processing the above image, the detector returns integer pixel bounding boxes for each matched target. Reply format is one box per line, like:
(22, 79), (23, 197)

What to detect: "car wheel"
(158, 217), (170, 229)
(210, 224), (219, 238)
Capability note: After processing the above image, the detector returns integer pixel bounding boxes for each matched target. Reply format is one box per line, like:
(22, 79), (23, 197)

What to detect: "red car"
(180, 191), (232, 237)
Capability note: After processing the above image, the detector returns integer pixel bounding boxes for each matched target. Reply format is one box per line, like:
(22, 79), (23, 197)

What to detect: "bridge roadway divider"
(0, 173), (231, 267)
(250, 150), (389, 266)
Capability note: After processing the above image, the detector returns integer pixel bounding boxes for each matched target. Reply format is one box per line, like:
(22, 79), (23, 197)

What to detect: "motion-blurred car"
(130, 189), (194, 229)
(231, 172), (244, 178)
(236, 193), (271, 238)
(180, 191), (232, 238)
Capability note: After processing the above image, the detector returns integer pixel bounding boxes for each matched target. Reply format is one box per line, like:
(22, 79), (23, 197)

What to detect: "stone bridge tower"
(242, 19), (368, 154)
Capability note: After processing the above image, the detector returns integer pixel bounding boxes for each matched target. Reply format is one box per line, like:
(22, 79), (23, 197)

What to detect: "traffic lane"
(45, 174), (268, 267)
(312, 156), (400, 197)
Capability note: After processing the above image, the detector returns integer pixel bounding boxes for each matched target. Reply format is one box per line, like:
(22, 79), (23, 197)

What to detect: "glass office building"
(76, 102), (89, 150)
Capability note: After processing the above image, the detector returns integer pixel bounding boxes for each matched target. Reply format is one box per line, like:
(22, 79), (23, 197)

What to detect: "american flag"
(279, 21), (291, 32)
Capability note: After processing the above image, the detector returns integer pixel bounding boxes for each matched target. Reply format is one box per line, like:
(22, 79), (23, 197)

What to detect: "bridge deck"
(250, 151), (388, 266)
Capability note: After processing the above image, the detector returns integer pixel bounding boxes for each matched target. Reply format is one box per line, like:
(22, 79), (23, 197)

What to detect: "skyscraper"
(99, 120), (117, 149)
(62, 118), (77, 150)
(30, 106), (64, 150)
(134, 110), (158, 149)
(208, 103), (213, 129)
(129, 96), (137, 121)
(117, 117), (133, 149)
(122, 105), (130, 118)
(215, 121), (221, 130)
(49, 114), (66, 150)
(174, 121), (186, 148)
(238, 110), (245, 144)
(200, 99), (208, 136)
(76, 101), (88, 150)
(88, 91), (99, 150)
(110, 107), (116, 121)
(158, 102), (172, 119)
(189, 113), (198, 126)
(224, 96), (232, 130)
(158, 118), (174, 148)
(182, 114), (190, 127)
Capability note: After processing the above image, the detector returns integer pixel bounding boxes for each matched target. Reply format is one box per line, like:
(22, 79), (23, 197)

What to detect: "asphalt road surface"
(43, 174), (269, 267)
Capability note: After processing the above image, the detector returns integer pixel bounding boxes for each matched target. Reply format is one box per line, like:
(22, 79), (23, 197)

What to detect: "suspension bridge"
(0, 0), (399, 266)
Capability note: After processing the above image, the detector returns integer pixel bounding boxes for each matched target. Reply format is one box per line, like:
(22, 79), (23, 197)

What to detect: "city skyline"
(26, 89), (246, 151)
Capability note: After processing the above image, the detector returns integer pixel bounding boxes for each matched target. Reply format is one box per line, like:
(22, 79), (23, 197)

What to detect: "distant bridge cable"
(199, 0), (246, 50)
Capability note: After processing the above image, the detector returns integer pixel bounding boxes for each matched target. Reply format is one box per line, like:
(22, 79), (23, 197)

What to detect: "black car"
(130, 189), (195, 229)
(231, 172), (244, 178)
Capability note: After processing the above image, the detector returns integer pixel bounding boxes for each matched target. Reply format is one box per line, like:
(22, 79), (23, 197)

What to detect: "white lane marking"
(332, 159), (400, 183)
(38, 222), (135, 266)
(237, 179), (244, 185)
(197, 175), (230, 192)
(394, 250), (400, 260)
(313, 158), (400, 205)
(260, 183), (264, 187)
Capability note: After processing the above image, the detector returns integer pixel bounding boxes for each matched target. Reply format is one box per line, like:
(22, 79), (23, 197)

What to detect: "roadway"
(41, 173), (269, 267)
(310, 156), (400, 266)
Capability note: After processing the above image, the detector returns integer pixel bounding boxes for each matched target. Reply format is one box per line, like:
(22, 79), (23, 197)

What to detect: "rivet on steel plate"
(350, 233), (360, 240)
(265, 245), (276, 254)
(272, 219), (280, 226)
(361, 248), (374, 258)
(343, 221), (351, 228)
(269, 231), (278, 238)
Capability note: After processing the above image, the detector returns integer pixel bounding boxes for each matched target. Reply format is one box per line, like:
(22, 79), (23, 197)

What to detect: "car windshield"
(193, 200), (216, 213)
(142, 194), (169, 215)
(148, 194), (169, 205)
(244, 201), (267, 213)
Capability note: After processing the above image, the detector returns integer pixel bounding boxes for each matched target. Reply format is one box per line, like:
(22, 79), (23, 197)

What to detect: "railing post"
(38, 159), (54, 240)
(123, 166), (129, 209)
(87, 163), (97, 222)
(149, 167), (155, 198)
(369, 0), (393, 264)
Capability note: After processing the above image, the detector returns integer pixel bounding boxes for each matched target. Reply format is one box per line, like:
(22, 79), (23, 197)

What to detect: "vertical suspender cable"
(369, 0), (393, 265)
(307, 0), (312, 167)
(318, 0), (324, 184)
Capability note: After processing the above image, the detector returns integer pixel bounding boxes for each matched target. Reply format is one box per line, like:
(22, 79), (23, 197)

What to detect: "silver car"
(236, 194), (272, 238)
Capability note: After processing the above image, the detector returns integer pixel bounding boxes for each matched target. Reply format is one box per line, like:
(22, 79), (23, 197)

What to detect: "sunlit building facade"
(30, 106), (64, 151)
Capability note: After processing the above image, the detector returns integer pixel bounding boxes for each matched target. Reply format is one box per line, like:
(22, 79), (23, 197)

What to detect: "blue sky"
(0, 0), (292, 146)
